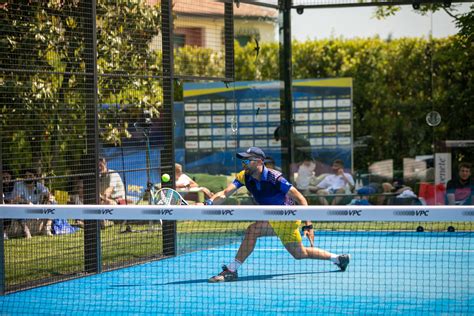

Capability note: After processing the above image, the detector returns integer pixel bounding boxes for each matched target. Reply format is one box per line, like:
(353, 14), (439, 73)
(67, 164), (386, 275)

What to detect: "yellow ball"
(161, 173), (171, 183)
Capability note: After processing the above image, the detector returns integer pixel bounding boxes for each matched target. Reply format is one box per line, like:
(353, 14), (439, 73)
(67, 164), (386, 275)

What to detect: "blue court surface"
(1, 231), (473, 315)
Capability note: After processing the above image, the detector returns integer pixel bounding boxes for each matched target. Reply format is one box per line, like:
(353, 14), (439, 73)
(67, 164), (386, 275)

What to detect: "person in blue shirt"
(207, 147), (350, 283)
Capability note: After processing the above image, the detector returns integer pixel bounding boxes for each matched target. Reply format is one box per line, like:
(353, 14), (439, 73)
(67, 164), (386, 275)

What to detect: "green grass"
(4, 223), (163, 287)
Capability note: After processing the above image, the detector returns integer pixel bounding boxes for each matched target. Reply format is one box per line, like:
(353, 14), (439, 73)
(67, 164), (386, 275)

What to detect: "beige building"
(148, 0), (277, 50)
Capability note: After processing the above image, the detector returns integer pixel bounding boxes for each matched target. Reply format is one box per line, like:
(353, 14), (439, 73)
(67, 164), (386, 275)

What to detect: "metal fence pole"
(0, 135), (4, 294)
(161, 0), (177, 257)
(279, 0), (294, 179)
(83, 0), (102, 274)
(225, 1), (235, 82)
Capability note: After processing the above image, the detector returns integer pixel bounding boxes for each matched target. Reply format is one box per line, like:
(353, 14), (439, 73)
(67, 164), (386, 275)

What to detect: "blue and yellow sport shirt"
(232, 166), (293, 205)
(232, 166), (302, 244)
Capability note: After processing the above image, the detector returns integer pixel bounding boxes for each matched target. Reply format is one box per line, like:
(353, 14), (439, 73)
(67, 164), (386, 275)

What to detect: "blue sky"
(291, 4), (471, 40)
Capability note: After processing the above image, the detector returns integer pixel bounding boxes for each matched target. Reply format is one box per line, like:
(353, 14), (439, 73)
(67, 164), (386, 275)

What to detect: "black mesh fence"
(0, 0), (233, 293)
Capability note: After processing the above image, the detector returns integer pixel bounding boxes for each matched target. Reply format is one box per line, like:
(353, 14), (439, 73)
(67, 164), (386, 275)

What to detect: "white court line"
(206, 248), (474, 253)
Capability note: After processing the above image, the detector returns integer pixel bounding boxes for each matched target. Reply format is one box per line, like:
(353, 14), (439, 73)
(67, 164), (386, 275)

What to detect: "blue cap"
(236, 147), (266, 160)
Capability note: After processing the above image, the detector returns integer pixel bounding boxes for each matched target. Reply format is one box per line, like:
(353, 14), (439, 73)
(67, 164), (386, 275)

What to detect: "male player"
(206, 146), (350, 283)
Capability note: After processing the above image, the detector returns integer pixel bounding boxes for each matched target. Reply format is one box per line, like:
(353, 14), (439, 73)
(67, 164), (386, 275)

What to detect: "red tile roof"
(147, 0), (277, 19)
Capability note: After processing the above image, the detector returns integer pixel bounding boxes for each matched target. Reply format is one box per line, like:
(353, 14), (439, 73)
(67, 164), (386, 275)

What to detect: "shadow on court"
(158, 270), (339, 286)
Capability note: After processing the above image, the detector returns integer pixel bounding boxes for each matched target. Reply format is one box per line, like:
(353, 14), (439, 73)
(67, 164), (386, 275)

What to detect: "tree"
(1, 0), (162, 184)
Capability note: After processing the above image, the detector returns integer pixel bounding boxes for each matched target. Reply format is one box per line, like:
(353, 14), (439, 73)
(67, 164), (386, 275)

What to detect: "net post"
(161, 0), (177, 257)
(162, 221), (177, 257)
(84, 220), (102, 273)
(83, 0), (102, 274)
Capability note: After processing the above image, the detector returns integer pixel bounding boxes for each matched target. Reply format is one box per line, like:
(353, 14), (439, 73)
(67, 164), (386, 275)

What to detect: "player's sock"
(329, 254), (339, 263)
(227, 259), (242, 272)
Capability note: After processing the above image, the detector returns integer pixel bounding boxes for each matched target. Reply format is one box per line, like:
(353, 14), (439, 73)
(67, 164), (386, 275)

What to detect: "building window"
(174, 34), (186, 48)
(175, 27), (204, 47)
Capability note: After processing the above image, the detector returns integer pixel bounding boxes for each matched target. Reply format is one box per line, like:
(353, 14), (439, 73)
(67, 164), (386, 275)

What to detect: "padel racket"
(155, 188), (188, 205)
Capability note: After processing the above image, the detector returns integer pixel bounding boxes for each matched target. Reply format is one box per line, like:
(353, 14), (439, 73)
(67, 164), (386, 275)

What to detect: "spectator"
(11, 169), (50, 238)
(447, 162), (473, 205)
(295, 158), (316, 194)
(2, 167), (15, 203)
(69, 177), (84, 205)
(356, 182), (394, 205)
(99, 157), (126, 205)
(380, 179), (422, 205)
(2, 167), (15, 239)
(386, 178), (413, 195)
(313, 159), (355, 205)
(175, 163), (213, 199)
(355, 181), (415, 205)
(99, 157), (125, 229)
(69, 178), (85, 228)
(351, 183), (380, 205)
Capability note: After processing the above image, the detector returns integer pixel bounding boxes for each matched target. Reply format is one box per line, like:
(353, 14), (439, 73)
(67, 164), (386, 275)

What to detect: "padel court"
(1, 231), (472, 315)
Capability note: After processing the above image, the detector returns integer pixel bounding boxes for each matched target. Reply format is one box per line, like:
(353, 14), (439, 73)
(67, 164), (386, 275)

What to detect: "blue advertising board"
(178, 78), (353, 175)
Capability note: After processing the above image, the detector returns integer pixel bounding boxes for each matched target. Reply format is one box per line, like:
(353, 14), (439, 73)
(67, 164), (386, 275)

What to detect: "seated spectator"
(295, 158), (316, 194)
(11, 168), (50, 238)
(390, 190), (422, 205)
(175, 163), (213, 199)
(69, 177), (85, 228)
(2, 167), (15, 204)
(387, 178), (413, 195)
(381, 179), (421, 205)
(99, 157), (125, 205)
(357, 182), (396, 205)
(2, 167), (15, 239)
(69, 177), (84, 205)
(348, 195), (372, 205)
(99, 157), (125, 228)
(313, 159), (355, 205)
(447, 162), (473, 205)
(352, 183), (381, 205)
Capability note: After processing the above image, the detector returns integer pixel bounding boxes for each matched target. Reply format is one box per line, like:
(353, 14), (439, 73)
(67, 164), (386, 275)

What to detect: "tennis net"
(1, 204), (473, 315)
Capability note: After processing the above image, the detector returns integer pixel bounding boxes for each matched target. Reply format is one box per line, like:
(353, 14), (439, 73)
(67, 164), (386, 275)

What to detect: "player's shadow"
(159, 270), (340, 286)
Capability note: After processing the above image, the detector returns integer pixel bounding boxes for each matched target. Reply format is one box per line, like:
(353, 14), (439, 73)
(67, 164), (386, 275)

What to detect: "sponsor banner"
(435, 153), (452, 185)
(2, 205), (473, 222)
(181, 79), (354, 174)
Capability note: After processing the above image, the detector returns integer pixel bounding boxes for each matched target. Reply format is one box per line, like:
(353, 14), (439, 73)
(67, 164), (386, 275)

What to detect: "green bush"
(177, 36), (473, 172)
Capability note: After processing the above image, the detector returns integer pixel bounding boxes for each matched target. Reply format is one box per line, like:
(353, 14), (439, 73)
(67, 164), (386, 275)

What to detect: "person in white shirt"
(295, 158), (316, 193)
(98, 157), (125, 229)
(99, 157), (125, 205)
(314, 159), (355, 205)
(175, 163), (213, 199)
(11, 169), (50, 237)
